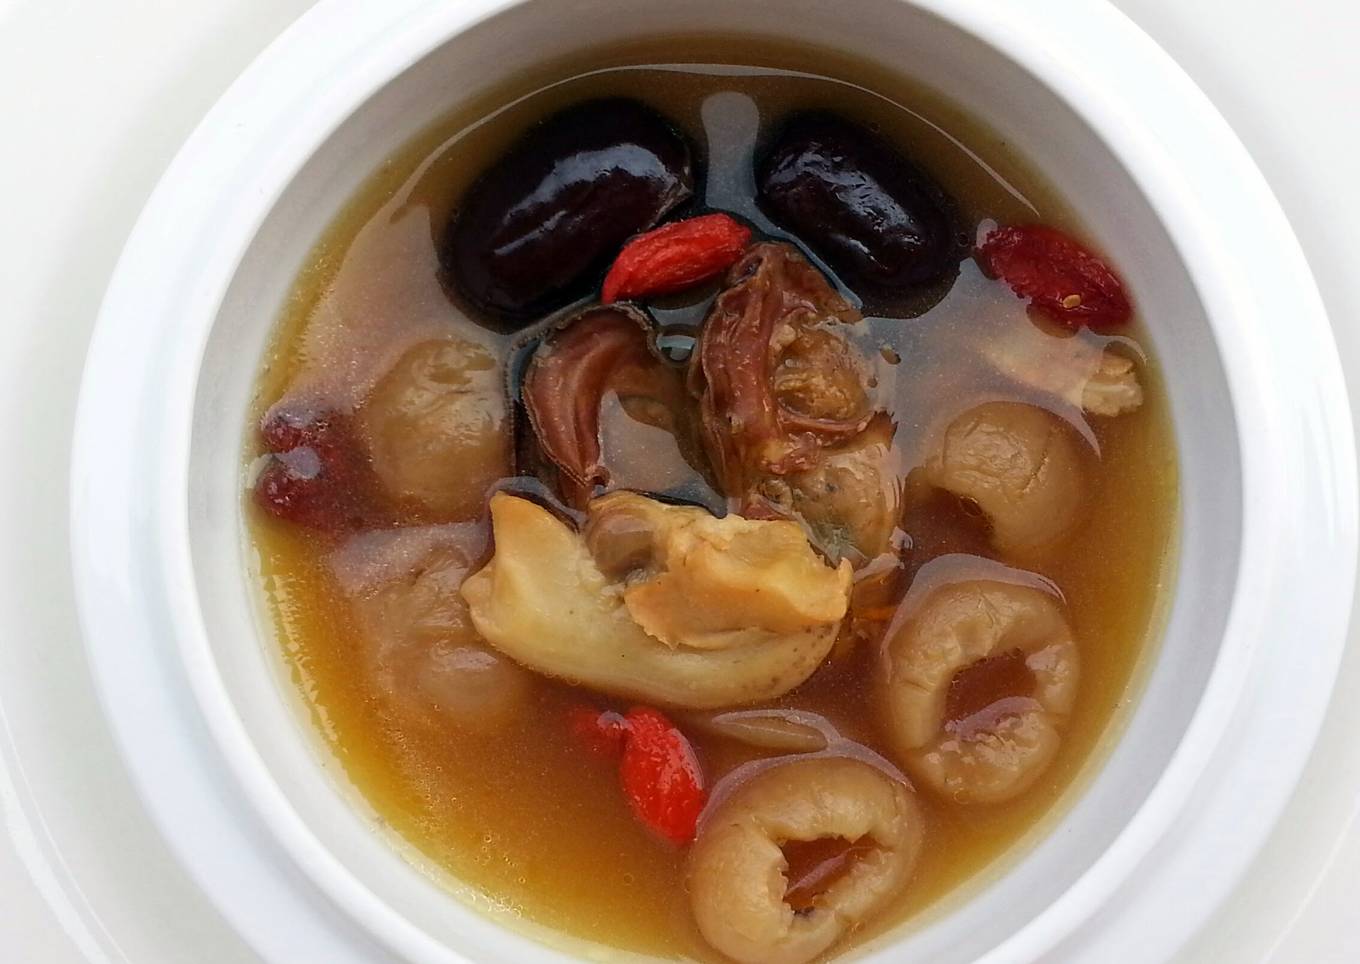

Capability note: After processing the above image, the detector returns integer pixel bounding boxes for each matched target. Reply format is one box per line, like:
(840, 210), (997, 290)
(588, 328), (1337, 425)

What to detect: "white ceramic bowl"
(70, 0), (1357, 961)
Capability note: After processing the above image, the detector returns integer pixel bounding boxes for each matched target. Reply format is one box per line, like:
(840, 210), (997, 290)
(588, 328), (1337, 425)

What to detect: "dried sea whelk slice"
(978, 320), (1144, 417)
(442, 98), (695, 323)
(460, 491), (852, 709)
(688, 242), (901, 563)
(878, 579), (1079, 804)
(522, 304), (702, 507)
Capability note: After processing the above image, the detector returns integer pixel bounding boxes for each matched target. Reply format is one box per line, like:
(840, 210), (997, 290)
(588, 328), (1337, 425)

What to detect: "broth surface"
(247, 39), (1177, 960)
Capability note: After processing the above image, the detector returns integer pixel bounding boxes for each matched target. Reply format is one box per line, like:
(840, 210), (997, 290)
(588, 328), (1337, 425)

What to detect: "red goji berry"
(566, 704), (628, 760)
(976, 224), (1132, 330)
(260, 403), (338, 453)
(253, 402), (382, 531)
(602, 213), (751, 304)
(618, 707), (706, 845)
(565, 703), (706, 843)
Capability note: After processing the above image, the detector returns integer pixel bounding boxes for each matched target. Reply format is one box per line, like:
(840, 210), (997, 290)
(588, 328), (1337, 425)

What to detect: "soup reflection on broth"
(245, 39), (1176, 964)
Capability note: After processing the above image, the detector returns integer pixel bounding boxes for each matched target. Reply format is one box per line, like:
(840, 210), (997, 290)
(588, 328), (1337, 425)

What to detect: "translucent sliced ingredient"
(682, 709), (833, 754)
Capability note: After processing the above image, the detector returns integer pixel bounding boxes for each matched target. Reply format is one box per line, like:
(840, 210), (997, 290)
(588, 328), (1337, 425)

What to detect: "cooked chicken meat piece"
(1080, 350), (1143, 416)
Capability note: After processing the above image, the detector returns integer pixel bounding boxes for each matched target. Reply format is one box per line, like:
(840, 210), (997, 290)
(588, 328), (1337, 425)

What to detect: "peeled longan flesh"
(924, 401), (1087, 560)
(357, 337), (509, 521)
(689, 757), (923, 964)
(880, 579), (1079, 804)
(344, 528), (533, 733)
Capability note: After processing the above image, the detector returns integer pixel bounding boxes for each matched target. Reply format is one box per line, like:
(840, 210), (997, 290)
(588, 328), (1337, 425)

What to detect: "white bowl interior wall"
(188, 0), (1236, 960)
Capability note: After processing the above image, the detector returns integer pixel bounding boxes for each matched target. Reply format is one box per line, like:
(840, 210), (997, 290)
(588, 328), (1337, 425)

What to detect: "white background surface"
(0, 1), (1355, 961)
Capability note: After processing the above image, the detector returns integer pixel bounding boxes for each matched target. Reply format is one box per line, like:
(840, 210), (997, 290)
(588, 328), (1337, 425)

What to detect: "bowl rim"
(69, 0), (1358, 961)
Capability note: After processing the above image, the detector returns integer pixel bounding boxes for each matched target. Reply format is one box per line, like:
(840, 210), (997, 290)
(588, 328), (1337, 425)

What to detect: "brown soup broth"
(246, 38), (1178, 960)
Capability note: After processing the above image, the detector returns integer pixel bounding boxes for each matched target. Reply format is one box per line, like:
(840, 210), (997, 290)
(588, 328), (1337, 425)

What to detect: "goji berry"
(976, 224), (1132, 330)
(602, 213), (752, 304)
(564, 703), (707, 843)
(618, 707), (706, 845)
(260, 403), (336, 453)
(253, 402), (382, 531)
(566, 704), (629, 760)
